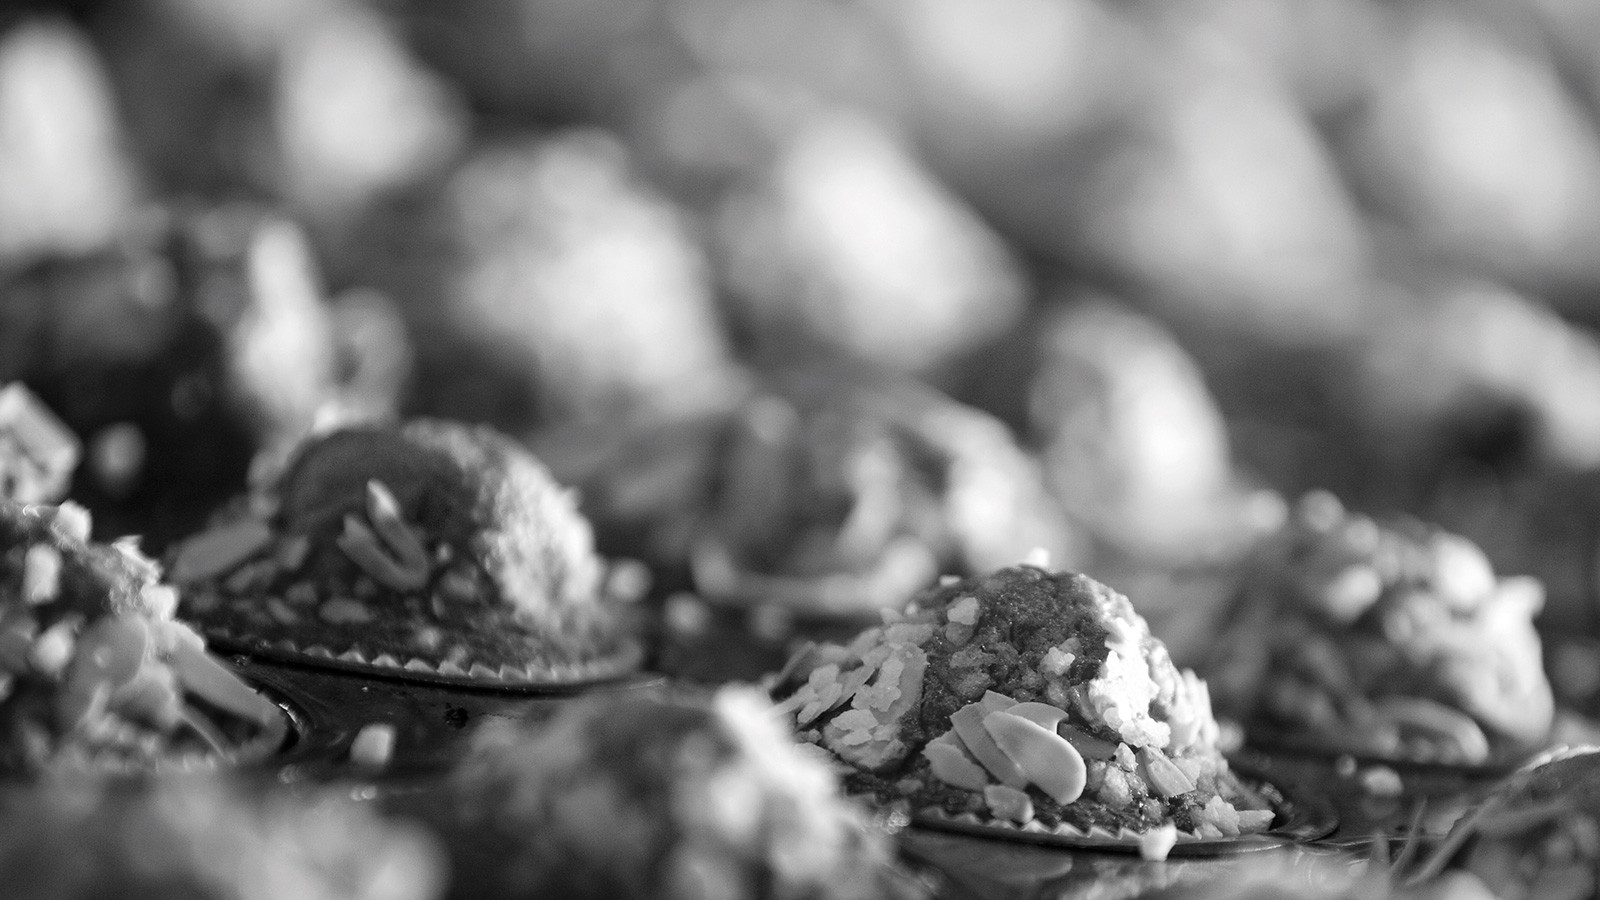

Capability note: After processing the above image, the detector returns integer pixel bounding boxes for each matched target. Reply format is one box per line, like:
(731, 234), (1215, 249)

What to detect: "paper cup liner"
(202, 626), (646, 693)
(894, 767), (1336, 856)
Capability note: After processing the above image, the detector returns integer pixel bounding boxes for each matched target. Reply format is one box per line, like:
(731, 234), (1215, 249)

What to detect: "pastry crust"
(174, 419), (639, 685)
(772, 564), (1274, 842)
(1206, 491), (1554, 765)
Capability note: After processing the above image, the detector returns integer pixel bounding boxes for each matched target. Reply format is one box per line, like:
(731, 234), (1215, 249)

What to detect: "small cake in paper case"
(1205, 491), (1554, 766)
(173, 418), (641, 687)
(769, 562), (1277, 854)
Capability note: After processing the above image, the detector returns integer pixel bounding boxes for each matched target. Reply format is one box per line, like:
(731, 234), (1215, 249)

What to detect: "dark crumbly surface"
(178, 419), (631, 678)
(774, 565), (1273, 839)
(439, 688), (927, 900)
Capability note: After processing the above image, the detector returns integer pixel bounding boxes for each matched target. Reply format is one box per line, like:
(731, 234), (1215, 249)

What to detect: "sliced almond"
(985, 710), (1087, 805)
(950, 701), (1027, 789)
(167, 640), (279, 727)
(924, 732), (990, 791)
(1007, 701), (1069, 731)
(170, 518), (274, 584)
(70, 617), (149, 687)
(1059, 724), (1120, 760)
(1137, 746), (1196, 798)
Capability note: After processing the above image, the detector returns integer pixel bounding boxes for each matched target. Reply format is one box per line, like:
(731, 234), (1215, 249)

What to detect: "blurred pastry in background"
(91, 0), (466, 230)
(877, 0), (1155, 212)
(438, 686), (928, 900)
(174, 418), (643, 686)
(1125, 0), (1393, 122)
(1324, 271), (1600, 633)
(1020, 295), (1274, 565)
(713, 112), (1029, 379)
(0, 500), (287, 775)
(770, 563), (1275, 851)
(0, 772), (444, 900)
(0, 204), (397, 548)
(1206, 491), (1554, 766)
(391, 0), (687, 124)
(1332, 0), (1600, 298)
(954, 294), (1282, 664)
(897, 12), (1374, 347)
(342, 128), (740, 432)
(693, 366), (1080, 614)
(1410, 745), (1600, 900)
(544, 363), (1079, 617)
(622, 1), (904, 195)
(0, 15), (140, 270)
(539, 363), (1077, 682)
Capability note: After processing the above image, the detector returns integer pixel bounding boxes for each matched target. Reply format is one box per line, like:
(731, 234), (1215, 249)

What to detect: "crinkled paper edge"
(868, 773), (1335, 856)
(202, 625), (646, 690)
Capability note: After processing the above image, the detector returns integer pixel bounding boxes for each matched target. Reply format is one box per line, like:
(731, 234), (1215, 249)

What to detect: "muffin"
(1206, 491), (1554, 766)
(770, 563), (1276, 855)
(0, 499), (286, 774)
(550, 364), (1080, 620)
(173, 418), (641, 686)
(340, 128), (738, 432)
(92, 0), (465, 228)
(0, 771), (443, 900)
(0, 202), (398, 550)
(438, 686), (928, 900)
(713, 113), (1028, 377)
(0, 16), (138, 269)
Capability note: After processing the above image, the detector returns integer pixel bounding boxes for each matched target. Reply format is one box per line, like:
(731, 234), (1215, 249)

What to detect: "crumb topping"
(772, 564), (1273, 838)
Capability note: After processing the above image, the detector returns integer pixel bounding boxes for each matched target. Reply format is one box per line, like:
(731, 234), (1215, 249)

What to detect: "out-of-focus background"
(8, 0), (1600, 676)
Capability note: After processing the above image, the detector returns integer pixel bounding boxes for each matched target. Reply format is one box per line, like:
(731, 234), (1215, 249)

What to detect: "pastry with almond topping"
(1205, 491), (1554, 766)
(549, 363), (1080, 619)
(0, 500), (287, 774)
(769, 563), (1276, 852)
(0, 771), (444, 900)
(436, 686), (928, 900)
(172, 418), (641, 686)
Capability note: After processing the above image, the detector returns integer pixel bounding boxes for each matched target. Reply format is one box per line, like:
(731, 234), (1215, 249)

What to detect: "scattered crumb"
(1139, 823), (1178, 861)
(350, 723), (396, 770)
(1359, 765), (1403, 798)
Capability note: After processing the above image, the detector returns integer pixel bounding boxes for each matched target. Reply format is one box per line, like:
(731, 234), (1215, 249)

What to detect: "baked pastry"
(714, 113), (1027, 376)
(550, 364), (1080, 619)
(1206, 491), (1554, 766)
(439, 686), (928, 900)
(0, 202), (398, 550)
(0, 499), (286, 774)
(0, 771), (443, 900)
(174, 418), (641, 685)
(1414, 746), (1600, 900)
(341, 128), (738, 432)
(770, 563), (1276, 854)
(0, 17), (136, 268)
